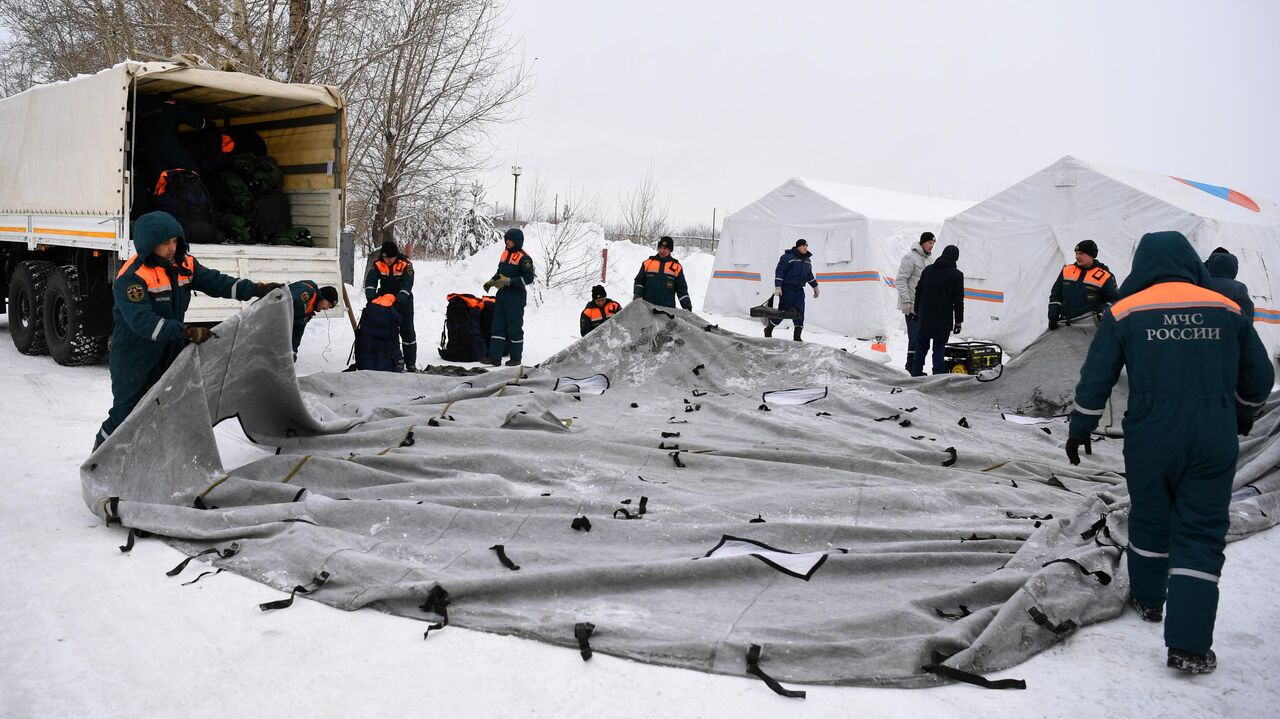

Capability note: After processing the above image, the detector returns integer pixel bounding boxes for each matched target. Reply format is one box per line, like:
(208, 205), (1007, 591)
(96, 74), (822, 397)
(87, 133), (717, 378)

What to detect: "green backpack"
(213, 212), (254, 244)
(209, 171), (254, 215)
(227, 153), (285, 196)
(268, 226), (314, 247)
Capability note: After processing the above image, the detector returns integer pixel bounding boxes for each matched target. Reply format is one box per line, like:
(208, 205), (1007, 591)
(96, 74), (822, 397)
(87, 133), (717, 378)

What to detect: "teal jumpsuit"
(1069, 231), (1273, 656)
(96, 212), (256, 448)
(487, 229), (536, 363)
(288, 280), (321, 357)
(364, 255), (416, 367)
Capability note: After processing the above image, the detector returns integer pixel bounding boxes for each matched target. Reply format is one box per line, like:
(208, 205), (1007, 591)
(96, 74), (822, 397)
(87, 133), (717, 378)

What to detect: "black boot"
(792, 326), (803, 342)
(1167, 648), (1216, 674)
(764, 324), (773, 338)
(1130, 597), (1163, 623)
(505, 359), (522, 367)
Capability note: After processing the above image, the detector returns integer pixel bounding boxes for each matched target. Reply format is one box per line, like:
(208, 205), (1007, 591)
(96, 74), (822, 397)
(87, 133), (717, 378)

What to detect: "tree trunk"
(287, 0), (311, 82)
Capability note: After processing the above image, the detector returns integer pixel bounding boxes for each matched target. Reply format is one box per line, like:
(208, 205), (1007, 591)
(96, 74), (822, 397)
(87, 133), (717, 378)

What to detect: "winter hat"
(1074, 240), (1099, 259)
(919, 232), (935, 245)
(657, 236), (674, 250)
(503, 227), (524, 247)
(940, 245), (959, 262)
(380, 240), (400, 258)
(794, 239), (808, 248)
(591, 284), (607, 300)
(1211, 246), (1231, 255)
(319, 286), (339, 306)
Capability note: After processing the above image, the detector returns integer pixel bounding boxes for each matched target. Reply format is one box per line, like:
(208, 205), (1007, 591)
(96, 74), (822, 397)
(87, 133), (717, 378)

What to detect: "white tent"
(704, 178), (973, 336)
(940, 156), (1280, 355)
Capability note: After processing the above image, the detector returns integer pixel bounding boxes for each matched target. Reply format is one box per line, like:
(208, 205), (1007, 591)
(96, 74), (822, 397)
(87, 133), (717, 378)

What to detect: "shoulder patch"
(300, 290), (312, 303)
(522, 257), (533, 266)
(126, 284), (146, 303)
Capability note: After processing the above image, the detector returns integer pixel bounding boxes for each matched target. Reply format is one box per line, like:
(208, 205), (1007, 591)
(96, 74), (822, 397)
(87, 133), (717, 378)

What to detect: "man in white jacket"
(895, 232), (936, 372)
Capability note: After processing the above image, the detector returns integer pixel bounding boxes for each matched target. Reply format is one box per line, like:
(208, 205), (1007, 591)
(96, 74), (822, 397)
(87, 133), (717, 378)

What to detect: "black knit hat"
(1211, 246), (1230, 255)
(657, 236), (674, 250)
(1074, 240), (1098, 259)
(319, 286), (339, 305)
(380, 240), (399, 258)
(591, 284), (607, 300)
(919, 232), (935, 245)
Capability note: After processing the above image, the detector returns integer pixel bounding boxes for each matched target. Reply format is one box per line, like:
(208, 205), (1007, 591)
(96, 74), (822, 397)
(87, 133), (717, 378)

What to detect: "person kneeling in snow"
(634, 236), (693, 311)
(95, 211), (280, 449)
(580, 284), (622, 336)
(288, 281), (338, 359)
(482, 228), (535, 366)
(767, 238), (820, 341)
(1067, 230), (1272, 675)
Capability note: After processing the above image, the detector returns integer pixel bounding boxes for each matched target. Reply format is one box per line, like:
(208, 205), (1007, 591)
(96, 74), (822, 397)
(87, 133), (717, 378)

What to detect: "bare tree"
(617, 162), (669, 245)
(523, 174), (550, 223)
(533, 185), (602, 302)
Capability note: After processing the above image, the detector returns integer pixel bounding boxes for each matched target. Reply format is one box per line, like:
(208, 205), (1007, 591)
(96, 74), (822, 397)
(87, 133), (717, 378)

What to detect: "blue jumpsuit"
(364, 255), (416, 367)
(771, 248), (818, 328)
(487, 230), (536, 363)
(1069, 231), (1272, 656)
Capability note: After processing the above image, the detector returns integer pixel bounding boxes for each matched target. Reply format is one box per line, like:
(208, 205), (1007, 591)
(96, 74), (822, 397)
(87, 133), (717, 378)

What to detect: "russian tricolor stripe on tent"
(712, 270), (761, 282)
(1255, 308), (1280, 324)
(964, 288), (1005, 303)
(1171, 176), (1261, 213)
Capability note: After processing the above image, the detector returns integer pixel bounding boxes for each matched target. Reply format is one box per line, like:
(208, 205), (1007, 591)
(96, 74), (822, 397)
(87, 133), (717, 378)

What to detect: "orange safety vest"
(582, 301), (621, 323)
(117, 253), (195, 295)
(642, 257), (682, 277)
(371, 294), (397, 307)
(375, 258), (411, 276)
(447, 293), (495, 310)
(501, 249), (525, 266)
(1061, 263), (1113, 289)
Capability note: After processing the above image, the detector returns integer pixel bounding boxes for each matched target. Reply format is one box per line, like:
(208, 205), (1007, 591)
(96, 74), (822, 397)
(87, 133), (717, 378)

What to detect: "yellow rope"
(281, 456), (312, 484)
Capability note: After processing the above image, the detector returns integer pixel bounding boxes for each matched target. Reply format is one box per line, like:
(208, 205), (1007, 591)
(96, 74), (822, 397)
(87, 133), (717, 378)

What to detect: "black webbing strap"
(637, 496), (648, 515)
(400, 427), (416, 447)
(670, 451), (686, 468)
(118, 528), (152, 553)
(651, 308), (675, 319)
(166, 542), (241, 577)
(745, 644), (806, 698)
(1028, 606), (1078, 636)
(942, 447), (958, 467)
(922, 658), (1026, 690)
(758, 403), (771, 411)
(958, 417), (970, 428)
(103, 497), (122, 526)
(749, 515), (766, 523)
(181, 568), (225, 586)
(291, 488), (308, 503)
(1042, 558), (1112, 585)
(874, 413), (900, 422)
(571, 516), (592, 532)
(935, 605), (972, 620)
(613, 508), (637, 520)
(259, 570), (331, 611)
(692, 389), (707, 397)
(1080, 515), (1108, 540)
(692, 364), (705, 375)
(489, 544), (520, 570)
(420, 585), (451, 638)
(659, 442), (679, 450)
(575, 622), (596, 661)
(1006, 511), (1053, 520)
(662, 431), (681, 438)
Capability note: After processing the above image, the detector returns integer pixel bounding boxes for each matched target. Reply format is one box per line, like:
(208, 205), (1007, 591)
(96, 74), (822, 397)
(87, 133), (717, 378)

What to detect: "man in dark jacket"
(580, 284), (622, 336)
(1205, 248), (1254, 322)
(910, 244), (963, 376)
(95, 211), (279, 449)
(634, 236), (693, 310)
(1048, 240), (1119, 329)
(364, 240), (416, 370)
(287, 281), (338, 358)
(767, 238), (820, 341)
(1067, 231), (1272, 674)
(482, 228), (536, 366)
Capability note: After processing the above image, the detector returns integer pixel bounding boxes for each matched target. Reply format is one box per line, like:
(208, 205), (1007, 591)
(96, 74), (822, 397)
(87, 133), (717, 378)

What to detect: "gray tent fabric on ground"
(81, 295), (1280, 688)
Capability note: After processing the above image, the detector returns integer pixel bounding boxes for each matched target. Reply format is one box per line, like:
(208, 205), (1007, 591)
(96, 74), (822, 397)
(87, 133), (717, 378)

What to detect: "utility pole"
(511, 165), (522, 222)
(554, 193), (559, 224)
(711, 208), (716, 248)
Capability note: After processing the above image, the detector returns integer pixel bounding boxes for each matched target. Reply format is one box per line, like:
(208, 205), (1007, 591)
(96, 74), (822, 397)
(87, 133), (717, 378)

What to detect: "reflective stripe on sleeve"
(1128, 544), (1169, 559)
(1071, 402), (1105, 416)
(151, 319), (166, 341)
(1169, 567), (1219, 584)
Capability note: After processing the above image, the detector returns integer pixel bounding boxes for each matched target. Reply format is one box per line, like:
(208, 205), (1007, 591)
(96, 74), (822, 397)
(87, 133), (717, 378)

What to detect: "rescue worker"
(767, 238), (820, 341)
(287, 281), (338, 359)
(580, 284), (622, 336)
(1066, 230), (1272, 675)
(95, 211), (279, 449)
(910, 244), (963, 376)
(634, 236), (693, 311)
(895, 232), (935, 369)
(1205, 248), (1254, 322)
(1048, 240), (1118, 329)
(481, 228), (535, 366)
(364, 241), (416, 371)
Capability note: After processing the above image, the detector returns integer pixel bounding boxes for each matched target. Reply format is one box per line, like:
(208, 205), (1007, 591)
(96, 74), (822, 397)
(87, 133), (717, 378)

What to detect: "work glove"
(1049, 318), (1059, 331)
(1238, 415), (1255, 437)
(900, 302), (913, 316)
(813, 285), (821, 298)
(952, 323), (962, 335)
(1065, 437), (1092, 465)
(772, 287), (782, 298)
(184, 326), (213, 345)
(253, 281), (284, 298)
(482, 278), (497, 292)
(907, 313), (917, 321)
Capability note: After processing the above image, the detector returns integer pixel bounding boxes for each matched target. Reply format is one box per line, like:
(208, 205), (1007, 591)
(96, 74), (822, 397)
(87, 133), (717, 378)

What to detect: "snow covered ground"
(2, 229), (1278, 717)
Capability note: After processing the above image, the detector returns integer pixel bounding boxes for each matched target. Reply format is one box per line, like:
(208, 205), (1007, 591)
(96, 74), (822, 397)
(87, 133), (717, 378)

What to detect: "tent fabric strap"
(259, 570), (330, 611)
(745, 644), (807, 698)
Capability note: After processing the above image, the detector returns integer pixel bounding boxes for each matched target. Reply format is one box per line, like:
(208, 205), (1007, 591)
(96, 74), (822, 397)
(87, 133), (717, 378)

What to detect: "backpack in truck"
(267, 226), (314, 247)
(226, 153), (284, 195)
(253, 192), (293, 242)
(213, 212), (253, 245)
(153, 169), (219, 244)
(208, 171), (254, 216)
(438, 293), (496, 362)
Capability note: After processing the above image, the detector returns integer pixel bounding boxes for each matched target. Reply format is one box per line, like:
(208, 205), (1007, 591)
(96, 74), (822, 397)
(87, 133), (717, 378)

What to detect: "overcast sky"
(479, 0), (1279, 229)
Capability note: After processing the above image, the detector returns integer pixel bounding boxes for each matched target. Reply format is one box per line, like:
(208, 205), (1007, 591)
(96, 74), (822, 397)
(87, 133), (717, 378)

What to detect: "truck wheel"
(7, 260), (55, 355)
(43, 265), (108, 366)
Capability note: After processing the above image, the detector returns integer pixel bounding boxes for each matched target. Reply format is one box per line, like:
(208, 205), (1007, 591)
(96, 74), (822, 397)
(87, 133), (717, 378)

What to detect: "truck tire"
(8, 260), (55, 355)
(43, 265), (108, 366)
